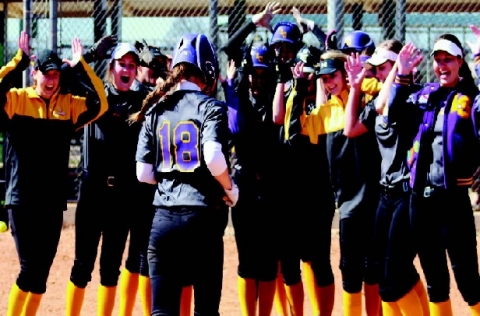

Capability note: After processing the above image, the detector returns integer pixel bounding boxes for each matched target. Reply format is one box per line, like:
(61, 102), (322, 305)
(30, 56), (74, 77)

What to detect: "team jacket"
(80, 80), (151, 183)
(0, 49), (108, 209)
(387, 73), (480, 192)
(287, 78), (382, 218)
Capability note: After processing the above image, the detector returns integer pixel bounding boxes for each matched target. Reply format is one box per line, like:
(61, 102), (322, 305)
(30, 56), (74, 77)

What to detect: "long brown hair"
(128, 63), (206, 123)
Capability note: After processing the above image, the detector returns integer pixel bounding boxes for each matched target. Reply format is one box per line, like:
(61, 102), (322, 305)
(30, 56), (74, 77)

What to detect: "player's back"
(146, 89), (229, 208)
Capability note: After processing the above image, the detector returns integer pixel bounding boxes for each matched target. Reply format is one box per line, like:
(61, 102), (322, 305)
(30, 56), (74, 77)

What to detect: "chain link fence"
(1, 0), (480, 199)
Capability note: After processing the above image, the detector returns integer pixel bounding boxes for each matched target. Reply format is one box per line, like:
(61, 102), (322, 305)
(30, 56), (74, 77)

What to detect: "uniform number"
(158, 121), (200, 172)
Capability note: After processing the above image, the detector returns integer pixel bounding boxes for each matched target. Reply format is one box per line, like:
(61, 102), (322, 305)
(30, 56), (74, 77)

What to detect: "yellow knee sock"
(138, 275), (152, 316)
(470, 302), (480, 316)
(414, 280), (430, 316)
(118, 269), (139, 316)
(97, 285), (117, 316)
(381, 301), (402, 316)
(285, 281), (304, 316)
(364, 283), (381, 316)
(258, 280), (276, 316)
(397, 287), (423, 315)
(318, 283), (335, 316)
(7, 283), (28, 316)
(429, 299), (453, 316)
(343, 291), (362, 316)
(302, 262), (319, 315)
(22, 293), (43, 316)
(180, 285), (193, 316)
(274, 272), (290, 316)
(66, 281), (85, 316)
(238, 277), (257, 316)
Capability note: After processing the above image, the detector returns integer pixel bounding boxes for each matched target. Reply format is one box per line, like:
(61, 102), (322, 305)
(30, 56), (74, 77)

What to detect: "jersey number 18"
(158, 121), (200, 172)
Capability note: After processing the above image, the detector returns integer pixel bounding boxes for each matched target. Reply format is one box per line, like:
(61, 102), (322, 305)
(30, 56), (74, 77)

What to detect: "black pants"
(410, 186), (480, 305)
(375, 186), (419, 302)
(148, 206), (225, 316)
(70, 178), (133, 287)
(8, 206), (64, 294)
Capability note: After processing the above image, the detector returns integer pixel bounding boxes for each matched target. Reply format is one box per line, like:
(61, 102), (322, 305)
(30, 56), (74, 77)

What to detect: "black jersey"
(136, 89), (230, 208)
(81, 80), (151, 180)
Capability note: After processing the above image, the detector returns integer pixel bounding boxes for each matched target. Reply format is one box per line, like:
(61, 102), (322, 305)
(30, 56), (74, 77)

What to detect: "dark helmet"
(271, 22), (303, 46)
(171, 33), (218, 88)
(340, 30), (375, 54)
(250, 44), (271, 68)
(296, 45), (321, 73)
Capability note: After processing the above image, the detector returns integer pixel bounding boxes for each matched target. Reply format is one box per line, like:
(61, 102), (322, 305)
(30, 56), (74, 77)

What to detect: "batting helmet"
(271, 22), (303, 46)
(171, 33), (218, 88)
(250, 44), (271, 68)
(340, 30), (375, 54)
(296, 45), (321, 73)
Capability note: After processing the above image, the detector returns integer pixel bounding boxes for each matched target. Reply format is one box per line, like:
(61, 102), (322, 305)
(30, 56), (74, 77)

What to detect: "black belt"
(380, 181), (410, 196)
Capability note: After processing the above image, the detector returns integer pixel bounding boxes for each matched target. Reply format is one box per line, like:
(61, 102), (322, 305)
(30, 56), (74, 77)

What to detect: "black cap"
(316, 58), (345, 76)
(34, 49), (62, 73)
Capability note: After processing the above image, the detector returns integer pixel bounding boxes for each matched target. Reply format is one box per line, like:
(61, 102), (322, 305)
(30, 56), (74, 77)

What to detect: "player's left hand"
(223, 183), (239, 207)
(63, 37), (84, 67)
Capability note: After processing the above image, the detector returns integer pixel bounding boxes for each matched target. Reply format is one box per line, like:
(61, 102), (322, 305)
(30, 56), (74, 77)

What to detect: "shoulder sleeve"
(70, 58), (108, 130)
(201, 99), (229, 146)
(136, 114), (155, 165)
(359, 99), (377, 131)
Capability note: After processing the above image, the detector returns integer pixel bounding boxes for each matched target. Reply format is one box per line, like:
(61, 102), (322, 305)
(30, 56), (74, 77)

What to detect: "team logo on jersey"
(451, 94), (471, 119)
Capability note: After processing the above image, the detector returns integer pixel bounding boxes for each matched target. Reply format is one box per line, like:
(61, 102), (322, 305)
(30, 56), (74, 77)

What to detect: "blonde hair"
(321, 50), (348, 62)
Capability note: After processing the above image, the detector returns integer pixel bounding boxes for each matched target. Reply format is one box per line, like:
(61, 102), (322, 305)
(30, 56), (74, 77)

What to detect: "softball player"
(132, 33), (238, 316)
(4, 31), (108, 316)
(283, 46), (337, 316)
(387, 29), (480, 315)
(343, 45), (428, 315)
(65, 42), (152, 316)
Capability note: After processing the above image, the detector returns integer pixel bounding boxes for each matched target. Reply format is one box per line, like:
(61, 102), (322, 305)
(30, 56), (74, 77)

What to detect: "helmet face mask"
(171, 33), (219, 90)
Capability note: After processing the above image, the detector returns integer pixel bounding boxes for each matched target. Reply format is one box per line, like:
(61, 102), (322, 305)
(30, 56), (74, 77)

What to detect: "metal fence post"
(23, 0), (32, 87)
(209, 0), (219, 51)
(396, 0), (406, 43)
(328, 0), (344, 45)
(49, 0), (58, 53)
(112, 0), (122, 41)
(93, 0), (107, 77)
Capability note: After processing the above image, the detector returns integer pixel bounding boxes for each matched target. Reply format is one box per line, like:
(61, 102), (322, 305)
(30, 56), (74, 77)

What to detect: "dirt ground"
(0, 212), (476, 316)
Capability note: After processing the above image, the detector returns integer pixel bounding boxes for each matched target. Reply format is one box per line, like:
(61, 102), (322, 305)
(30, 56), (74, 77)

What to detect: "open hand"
(251, 2), (281, 32)
(467, 24), (480, 56)
(345, 53), (365, 89)
(63, 37), (84, 67)
(397, 42), (423, 76)
(18, 31), (30, 56)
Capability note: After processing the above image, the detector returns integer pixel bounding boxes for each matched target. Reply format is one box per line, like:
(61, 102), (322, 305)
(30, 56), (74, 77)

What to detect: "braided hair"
(128, 63), (206, 124)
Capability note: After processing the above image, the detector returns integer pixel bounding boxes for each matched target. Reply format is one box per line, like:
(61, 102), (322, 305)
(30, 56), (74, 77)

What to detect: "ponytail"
(128, 63), (205, 124)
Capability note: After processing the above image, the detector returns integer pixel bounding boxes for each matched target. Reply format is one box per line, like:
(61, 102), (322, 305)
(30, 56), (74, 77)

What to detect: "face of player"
(374, 61), (394, 83)
(320, 70), (347, 96)
(274, 42), (296, 64)
(112, 53), (138, 91)
(433, 51), (462, 88)
(249, 68), (269, 96)
(34, 69), (60, 99)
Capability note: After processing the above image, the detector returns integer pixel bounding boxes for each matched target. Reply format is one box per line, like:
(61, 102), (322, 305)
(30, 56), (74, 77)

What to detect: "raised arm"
(66, 37), (108, 130)
(291, 6), (326, 50)
(220, 60), (243, 136)
(343, 53), (369, 137)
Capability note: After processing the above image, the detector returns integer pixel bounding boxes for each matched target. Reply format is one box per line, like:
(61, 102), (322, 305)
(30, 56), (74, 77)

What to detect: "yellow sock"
(274, 272), (290, 316)
(22, 293), (43, 316)
(470, 302), (480, 316)
(429, 299), (453, 316)
(237, 277), (257, 316)
(138, 275), (152, 316)
(364, 283), (381, 316)
(7, 283), (28, 316)
(414, 280), (430, 316)
(118, 269), (139, 316)
(343, 291), (362, 316)
(97, 285), (117, 316)
(285, 281), (304, 316)
(381, 301), (402, 316)
(318, 283), (335, 315)
(66, 281), (85, 316)
(180, 285), (193, 316)
(302, 262), (319, 315)
(258, 280), (276, 316)
(397, 287), (423, 315)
